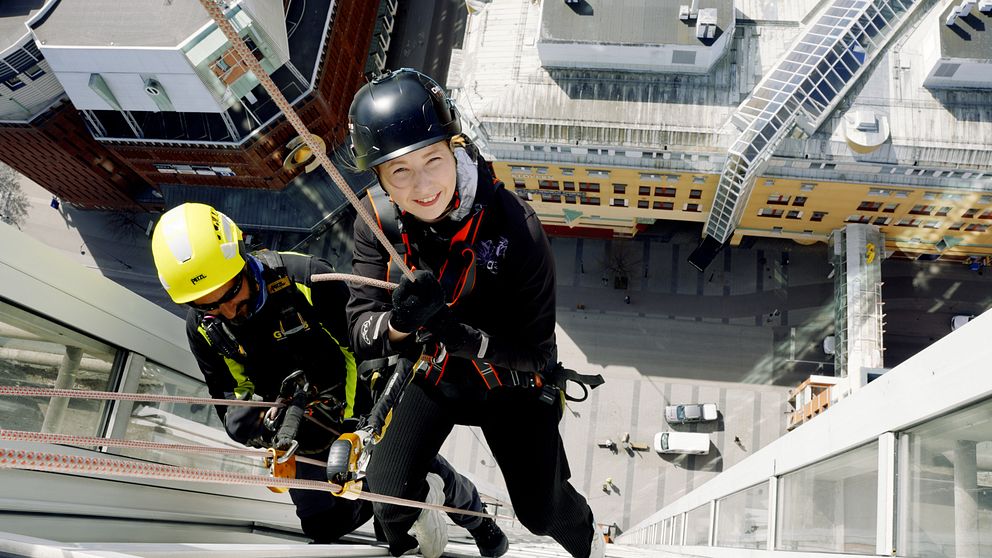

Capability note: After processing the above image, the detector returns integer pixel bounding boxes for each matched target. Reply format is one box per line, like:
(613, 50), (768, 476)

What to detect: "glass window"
(811, 211), (828, 222)
(613, 184), (627, 194)
(0, 301), (118, 436)
(716, 483), (769, 548)
(24, 63), (45, 80)
(581, 196), (600, 206)
(637, 200), (649, 209)
(579, 182), (600, 193)
(561, 167), (574, 176)
(656, 187), (677, 197)
(118, 361), (256, 472)
(686, 503), (711, 546)
(777, 442), (878, 554)
(901, 398), (992, 558)
(793, 196), (808, 206)
(4, 75), (25, 91)
(655, 201), (674, 210)
(690, 189), (703, 199)
(611, 198), (629, 207)
(673, 513), (684, 544)
(538, 180), (559, 190)
(638, 186), (651, 196)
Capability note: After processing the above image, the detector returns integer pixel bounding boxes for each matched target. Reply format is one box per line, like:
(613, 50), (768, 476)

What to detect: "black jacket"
(347, 161), (557, 395)
(187, 252), (361, 422)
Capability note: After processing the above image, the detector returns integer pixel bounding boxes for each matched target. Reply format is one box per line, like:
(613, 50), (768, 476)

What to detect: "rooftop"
(939, 2), (992, 60)
(450, 0), (992, 169)
(539, 0), (734, 47)
(0, 0), (44, 50)
(30, 0), (209, 48)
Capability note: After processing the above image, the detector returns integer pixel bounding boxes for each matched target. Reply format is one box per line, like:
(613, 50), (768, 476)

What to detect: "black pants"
(366, 379), (595, 558)
(293, 449), (483, 543)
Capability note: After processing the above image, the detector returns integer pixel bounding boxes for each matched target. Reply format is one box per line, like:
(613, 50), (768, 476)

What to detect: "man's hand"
(389, 270), (446, 334)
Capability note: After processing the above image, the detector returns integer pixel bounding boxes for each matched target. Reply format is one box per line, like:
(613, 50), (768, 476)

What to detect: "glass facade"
(119, 361), (256, 473)
(902, 398), (992, 557)
(685, 503), (711, 546)
(716, 482), (769, 549)
(0, 301), (118, 436)
(776, 442), (878, 554)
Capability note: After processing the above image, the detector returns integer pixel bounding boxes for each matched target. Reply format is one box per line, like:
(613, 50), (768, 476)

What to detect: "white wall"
(39, 46), (223, 112)
(536, 33), (731, 74)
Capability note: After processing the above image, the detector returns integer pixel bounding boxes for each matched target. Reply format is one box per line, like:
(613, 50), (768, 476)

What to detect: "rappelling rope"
(0, 429), (325, 468)
(0, 385), (276, 408)
(196, 0), (413, 282)
(0, 447), (490, 519)
(310, 273), (397, 290)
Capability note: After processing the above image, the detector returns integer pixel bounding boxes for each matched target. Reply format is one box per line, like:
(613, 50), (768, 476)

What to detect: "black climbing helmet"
(348, 68), (461, 171)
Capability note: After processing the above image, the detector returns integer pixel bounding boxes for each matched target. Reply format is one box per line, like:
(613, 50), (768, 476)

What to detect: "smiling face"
(376, 140), (457, 223)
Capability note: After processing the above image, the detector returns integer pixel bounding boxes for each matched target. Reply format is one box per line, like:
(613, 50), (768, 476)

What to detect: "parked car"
(665, 403), (718, 424)
(950, 315), (975, 331)
(654, 431), (710, 455)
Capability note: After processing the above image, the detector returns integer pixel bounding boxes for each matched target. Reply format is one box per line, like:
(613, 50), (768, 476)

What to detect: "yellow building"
(453, 0), (992, 265)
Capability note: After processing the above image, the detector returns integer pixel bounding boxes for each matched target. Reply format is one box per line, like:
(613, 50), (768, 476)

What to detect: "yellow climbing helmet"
(151, 203), (246, 304)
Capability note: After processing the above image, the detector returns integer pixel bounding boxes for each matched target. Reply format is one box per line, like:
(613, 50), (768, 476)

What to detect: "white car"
(950, 315), (975, 331)
(665, 403), (718, 424)
(654, 431), (710, 455)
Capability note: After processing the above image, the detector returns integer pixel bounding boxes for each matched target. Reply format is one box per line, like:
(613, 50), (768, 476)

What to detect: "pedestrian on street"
(150, 203), (498, 553)
(346, 69), (604, 558)
(624, 295), (630, 304)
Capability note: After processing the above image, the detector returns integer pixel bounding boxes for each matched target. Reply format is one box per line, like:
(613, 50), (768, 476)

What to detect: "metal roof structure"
(30, 0), (209, 48)
(0, 0), (43, 50)
(692, 0), (925, 269)
(539, 0), (734, 47)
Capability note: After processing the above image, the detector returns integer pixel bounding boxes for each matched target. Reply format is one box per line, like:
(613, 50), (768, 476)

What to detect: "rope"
(0, 447), (489, 519)
(0, 429), (326, 468)
(310, 272), (397, 291)
(0, 386), (276, 408)
(196, 0), (414, 282)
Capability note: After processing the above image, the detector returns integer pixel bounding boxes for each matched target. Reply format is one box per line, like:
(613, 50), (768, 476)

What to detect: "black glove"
(224, 405), (267, 447)
(389, 270), (446, 333)
(426, 308), (486, 359)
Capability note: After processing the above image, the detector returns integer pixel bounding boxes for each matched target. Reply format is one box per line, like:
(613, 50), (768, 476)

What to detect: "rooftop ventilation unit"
(690, 0), (699, 18)
(959, 0), (976, 16)
(980, 0), (992, 13)
(679, 4), (690, 20)
(945, 6), (961, 25)
(696, 8), (718, 40)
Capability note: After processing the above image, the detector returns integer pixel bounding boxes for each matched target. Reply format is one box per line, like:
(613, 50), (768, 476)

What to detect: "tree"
(600, 239), (641, 289)
(0, 163), (29, 229)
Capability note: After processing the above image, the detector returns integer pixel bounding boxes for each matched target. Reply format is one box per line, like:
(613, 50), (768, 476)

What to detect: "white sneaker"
(589, 522), (606, 558)
(409, 472), (448, 558)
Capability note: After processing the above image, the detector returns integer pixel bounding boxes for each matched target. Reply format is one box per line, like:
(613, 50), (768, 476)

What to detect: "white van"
(654, 431), (710, 455)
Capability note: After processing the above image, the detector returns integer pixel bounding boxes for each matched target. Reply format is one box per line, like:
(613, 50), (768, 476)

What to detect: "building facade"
(0, 0), (388, 211)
